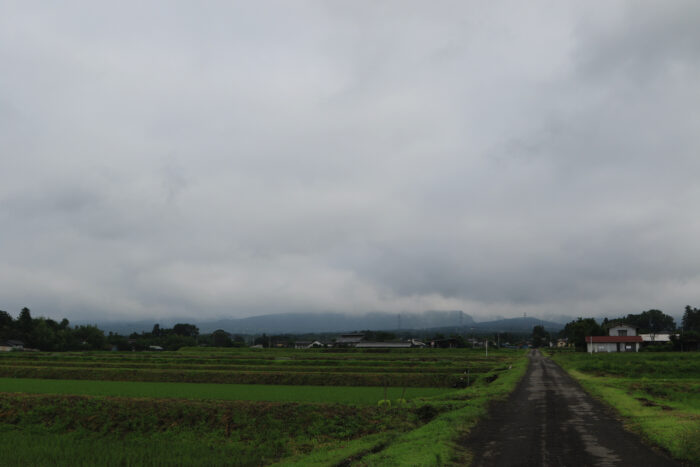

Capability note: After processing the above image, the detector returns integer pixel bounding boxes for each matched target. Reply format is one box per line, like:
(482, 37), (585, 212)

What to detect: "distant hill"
(198, 311), (474, 334)
(87, 313), (563, 336)
(90, 310), (475, 335)
(472, 317), (564, 333)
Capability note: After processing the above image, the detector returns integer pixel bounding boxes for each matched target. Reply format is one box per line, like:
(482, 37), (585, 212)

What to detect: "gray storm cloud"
(1, 1), (699, 322)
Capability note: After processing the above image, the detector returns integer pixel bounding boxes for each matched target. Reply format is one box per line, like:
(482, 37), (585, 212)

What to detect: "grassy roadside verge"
(357, 355), (528, 466)
(551, 352), (700, 465)
(277, 353), (529, 466)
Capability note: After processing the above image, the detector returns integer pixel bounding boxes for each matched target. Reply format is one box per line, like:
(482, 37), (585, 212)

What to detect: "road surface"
(463, 349), (678, 466)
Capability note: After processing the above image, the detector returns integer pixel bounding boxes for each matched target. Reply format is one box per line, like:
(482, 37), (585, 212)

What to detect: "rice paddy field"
(0, 347), (527, 466)
(551, 352), (700, 465)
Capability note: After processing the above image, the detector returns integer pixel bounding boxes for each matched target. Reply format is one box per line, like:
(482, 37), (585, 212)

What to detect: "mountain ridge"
(84, 311), (564, 335)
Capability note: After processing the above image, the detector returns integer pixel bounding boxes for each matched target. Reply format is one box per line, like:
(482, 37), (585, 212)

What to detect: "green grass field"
(0, 377), (449, 404)
(0, 348), (528, 465)
(552, 352), (700, 465)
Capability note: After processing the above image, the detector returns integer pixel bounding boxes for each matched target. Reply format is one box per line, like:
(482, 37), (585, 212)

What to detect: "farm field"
(0, 347), (504, 387)
(0, 347), (528, 465)
(551, 352), (700, 465)
(0, 378), (448, 404)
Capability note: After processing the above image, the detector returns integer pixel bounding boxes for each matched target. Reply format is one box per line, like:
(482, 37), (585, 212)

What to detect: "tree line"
(0, 307), (245, 351)
(556, 306), (700, 351)
(0, 307), (109, 351)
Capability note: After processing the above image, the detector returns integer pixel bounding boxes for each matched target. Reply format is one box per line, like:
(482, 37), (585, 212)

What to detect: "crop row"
(0, 348), (508, 364)
(0, 392), (417, 433)
(0, 360), (482, 374)
(0, 365), (472, 387)
(0, 353), (494, 367)
(553, 352), (700, 378)
(0, 393), (427, 465)
(0, 356), (498, 367)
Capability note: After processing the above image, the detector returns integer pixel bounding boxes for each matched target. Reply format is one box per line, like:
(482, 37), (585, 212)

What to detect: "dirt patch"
(636, 397), (673, 411)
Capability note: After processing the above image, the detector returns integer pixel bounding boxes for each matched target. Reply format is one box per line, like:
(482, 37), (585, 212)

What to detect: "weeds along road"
(464, 349), (679, 467)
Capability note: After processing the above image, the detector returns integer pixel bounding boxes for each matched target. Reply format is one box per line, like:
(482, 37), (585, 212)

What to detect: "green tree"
(0, 310), (12, 327)
(107, 332), (131, 351)
(254, 333), (269, 347)
(18, 307), (33, 337)
(532, 325), (549, 348)
(231, 335), (246, 347)
(682, 306), (700, 332)
(211, 329), (233, 347)
(173, 323), (199, 338)
(161, 334), (196, 350)
(73, 325), (107, 350)
(28, 318), (57, 351)
(0, 310), (13, 340)
(624, 309), (676, 335)
(560, 318), (603, 351)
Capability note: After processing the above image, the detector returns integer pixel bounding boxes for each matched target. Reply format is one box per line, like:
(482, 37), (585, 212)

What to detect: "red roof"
(586, 336), (642, 343)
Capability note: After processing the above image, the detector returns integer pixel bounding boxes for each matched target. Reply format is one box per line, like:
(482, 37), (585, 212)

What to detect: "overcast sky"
(1, 1), (699, 323)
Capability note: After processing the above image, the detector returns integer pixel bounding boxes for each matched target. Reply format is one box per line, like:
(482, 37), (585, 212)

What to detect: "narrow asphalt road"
(463, 350), (679, 467)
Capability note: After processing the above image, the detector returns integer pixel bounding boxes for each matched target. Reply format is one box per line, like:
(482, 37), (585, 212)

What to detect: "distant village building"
(355, 339), (426, 349)
(355, 342), (412, 349)
(332, 334), (426, 349)
(293, 340), (323, 349)
(430, 338), (461, 349)
(0, 340), (24, 352)
(334, 333), (365, 347)
(586, 324), (642, 353)
(555, 338), (570, 348)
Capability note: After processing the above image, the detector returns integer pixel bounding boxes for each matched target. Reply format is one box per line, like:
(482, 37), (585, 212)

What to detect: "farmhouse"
(332, 334), (426, 349)
(355, 339), (425, 349)
(334, 333), (365, 347)
(0, 339), (24, 351)
(554, 338), (571, 349)
(355, 342), (412, 349)
(586, 324), (642, 353)
(430, 337), (461, 348)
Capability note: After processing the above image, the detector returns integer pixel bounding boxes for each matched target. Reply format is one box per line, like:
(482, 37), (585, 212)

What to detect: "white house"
(608, 324), (637, 337)
(586, 324), (642, 353)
